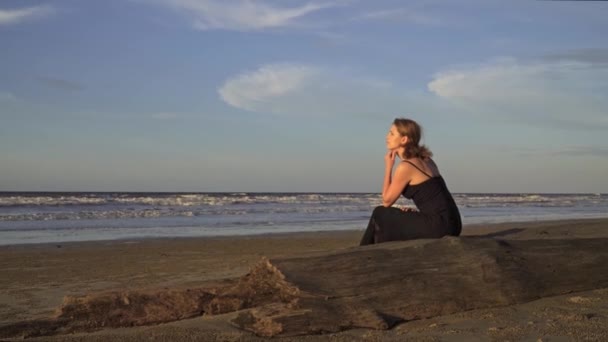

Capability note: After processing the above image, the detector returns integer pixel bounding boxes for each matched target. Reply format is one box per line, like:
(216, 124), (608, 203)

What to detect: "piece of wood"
(2, 236), (608, 339)
(231, 237), (608, 336)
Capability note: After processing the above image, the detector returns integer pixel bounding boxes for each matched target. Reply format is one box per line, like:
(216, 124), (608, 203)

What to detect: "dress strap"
(402, 160), (433, 178)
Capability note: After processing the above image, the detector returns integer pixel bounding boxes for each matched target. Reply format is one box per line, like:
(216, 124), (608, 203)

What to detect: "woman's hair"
(393, 118), (433, 159)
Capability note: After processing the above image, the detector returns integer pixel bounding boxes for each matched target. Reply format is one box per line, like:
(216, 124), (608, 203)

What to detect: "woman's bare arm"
(382, 162), (409, 207)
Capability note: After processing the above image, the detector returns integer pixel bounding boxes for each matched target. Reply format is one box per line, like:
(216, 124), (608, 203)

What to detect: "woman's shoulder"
(402, 157), (440, 177)
(402, 157), (434, 165)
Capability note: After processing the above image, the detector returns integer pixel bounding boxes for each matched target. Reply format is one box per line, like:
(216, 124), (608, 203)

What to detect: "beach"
(1, 219), (608, 341)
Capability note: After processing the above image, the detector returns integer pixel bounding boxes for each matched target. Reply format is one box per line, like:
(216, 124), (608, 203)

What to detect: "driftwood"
(231, 237), (608, 336)
(2, 236), (608, 338)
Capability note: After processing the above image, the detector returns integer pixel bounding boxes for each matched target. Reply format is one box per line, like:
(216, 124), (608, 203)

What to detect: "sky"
(1, 0), (607, 193)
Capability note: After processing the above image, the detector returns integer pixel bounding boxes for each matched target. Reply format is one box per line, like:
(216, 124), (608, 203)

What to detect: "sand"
(1, 218), (608, 341)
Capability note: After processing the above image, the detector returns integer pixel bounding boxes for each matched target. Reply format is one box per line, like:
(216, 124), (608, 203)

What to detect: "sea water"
(0, 192), (606, 245)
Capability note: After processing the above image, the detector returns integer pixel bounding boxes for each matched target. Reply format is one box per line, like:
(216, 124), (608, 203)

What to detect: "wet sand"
(1, 218), (608, 341)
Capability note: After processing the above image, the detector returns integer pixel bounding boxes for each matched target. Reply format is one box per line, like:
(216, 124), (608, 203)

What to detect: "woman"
(360, 118), (461, 245)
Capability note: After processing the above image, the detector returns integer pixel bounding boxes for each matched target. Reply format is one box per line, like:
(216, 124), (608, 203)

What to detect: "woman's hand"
(401, 206), (418, 212)
(384, 150), (396, 169)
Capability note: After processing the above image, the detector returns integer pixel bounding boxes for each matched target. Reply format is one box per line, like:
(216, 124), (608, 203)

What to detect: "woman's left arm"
(382, 154), (410, 207)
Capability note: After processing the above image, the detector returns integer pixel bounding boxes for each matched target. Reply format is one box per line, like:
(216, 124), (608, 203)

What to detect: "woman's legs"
(359, 206), (444, 246)
(359, 214), (378, 246)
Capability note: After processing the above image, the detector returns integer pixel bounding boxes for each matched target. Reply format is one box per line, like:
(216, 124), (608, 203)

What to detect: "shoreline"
(2, 216), (608, 249)
(2, 218), (608, 341)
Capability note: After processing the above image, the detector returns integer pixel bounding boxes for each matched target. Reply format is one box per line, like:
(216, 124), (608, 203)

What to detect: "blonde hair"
(393, 118), (433, 159)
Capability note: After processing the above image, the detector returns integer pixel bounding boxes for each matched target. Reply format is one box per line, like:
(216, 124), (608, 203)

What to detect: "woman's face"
(386, 124), (407, 150)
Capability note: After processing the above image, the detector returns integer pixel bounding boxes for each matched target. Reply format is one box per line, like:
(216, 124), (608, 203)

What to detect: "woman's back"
(401, 158), (461, 236)
(403, 176), (462, 236)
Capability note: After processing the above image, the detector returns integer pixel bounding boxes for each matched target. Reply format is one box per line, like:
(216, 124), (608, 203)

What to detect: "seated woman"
(360, 118), (462, 245)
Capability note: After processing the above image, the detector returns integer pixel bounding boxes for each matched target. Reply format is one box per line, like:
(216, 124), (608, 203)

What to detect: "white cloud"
(0, 5), (54, 26)
(149, 0), (337, 31)
(427, 58), (608, 129)
(219, 64), (320, 111)
(218, 56), (608, 126)
(218, 63), (435, 118)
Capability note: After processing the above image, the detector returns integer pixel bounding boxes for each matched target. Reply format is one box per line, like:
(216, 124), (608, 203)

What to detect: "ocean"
(0, 192), (607, 246)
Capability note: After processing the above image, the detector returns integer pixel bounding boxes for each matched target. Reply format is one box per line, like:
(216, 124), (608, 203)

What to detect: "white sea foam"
(0, 195), (107, 206)
(1, 192), (607, 245)
(0, 193), (381, 207)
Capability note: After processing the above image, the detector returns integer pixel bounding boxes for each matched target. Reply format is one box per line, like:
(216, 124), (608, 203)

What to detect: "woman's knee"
(372, 205), (388, 217)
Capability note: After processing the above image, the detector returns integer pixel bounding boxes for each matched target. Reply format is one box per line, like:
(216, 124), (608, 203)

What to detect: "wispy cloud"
(36, 76), (84, 91)
(549, 146), (608, 158)
(352, 8), (441, 26)
(509, 146), (608, 158)
(218, 62), (435, 118)
(427, 57), (608, 129)
(543, 48), (608, 66)
(148, 0), (338, 31)
(152, 112), (179, 120)
(0, 91), (16, 102)
(0, 5), (54, 26)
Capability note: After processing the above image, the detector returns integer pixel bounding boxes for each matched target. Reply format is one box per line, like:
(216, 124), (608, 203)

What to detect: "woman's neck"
(396, 147), (406, 160)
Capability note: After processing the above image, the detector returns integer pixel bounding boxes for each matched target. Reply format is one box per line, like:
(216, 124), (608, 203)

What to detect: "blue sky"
(1, 0), (607, 193)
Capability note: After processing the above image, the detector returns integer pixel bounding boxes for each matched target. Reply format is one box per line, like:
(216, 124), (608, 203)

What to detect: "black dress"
(359, 161), (462, 245)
